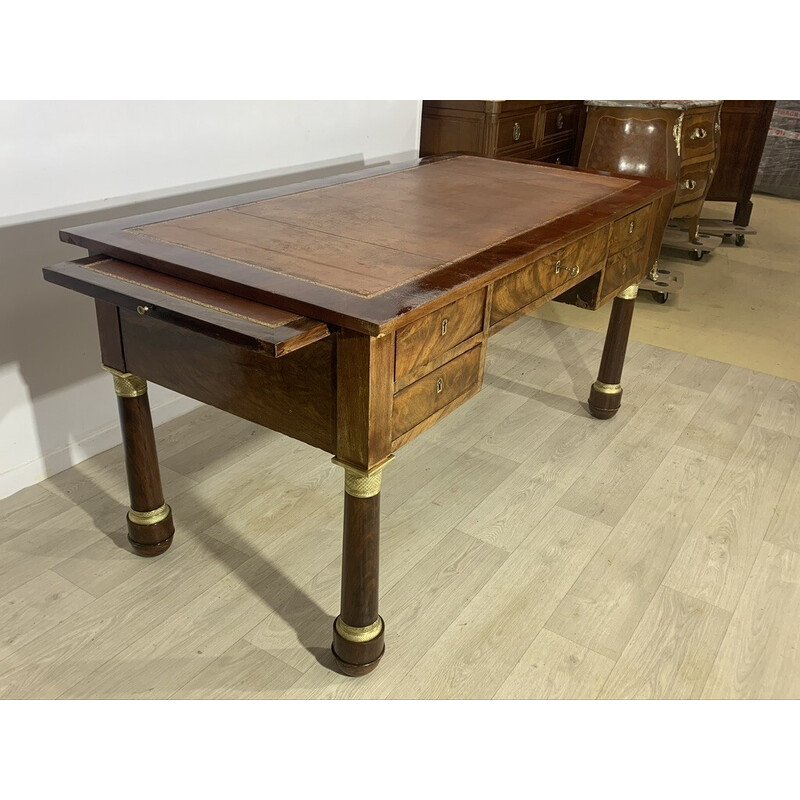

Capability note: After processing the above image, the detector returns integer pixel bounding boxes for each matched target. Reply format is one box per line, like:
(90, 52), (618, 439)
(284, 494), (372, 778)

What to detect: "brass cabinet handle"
(512, 122), (521, 142)
(436, 377), (444, 394)
(556, 261), (580, 278)
(441, 318), (448, 336)
(682, 179), (697, 191)
(569, 265), (580, 277)
(556, 112), (564, 131)
(690, 127), (707, 140)
(136, 305), (151, 316)
(628, 220), (636, 234)
(554, 157), (561, 165)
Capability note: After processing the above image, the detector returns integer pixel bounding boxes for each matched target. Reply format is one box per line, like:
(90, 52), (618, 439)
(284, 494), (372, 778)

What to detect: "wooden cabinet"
(706, 101), (776, 225)
(420, 100), (585, 166)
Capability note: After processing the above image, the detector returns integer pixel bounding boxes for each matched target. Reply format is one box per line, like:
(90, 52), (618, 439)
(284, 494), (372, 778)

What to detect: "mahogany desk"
(43, 156), (672, 676)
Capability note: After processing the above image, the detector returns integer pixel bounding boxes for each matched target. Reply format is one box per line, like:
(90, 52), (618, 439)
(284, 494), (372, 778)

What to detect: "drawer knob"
(136, 305), (151, 316)
(690, 127), (707, 140)
(441, 318), (448, 336)
(682, 179), (697, 191)
(436, 377), (444, 395)
(628, 220), (636, 234)
(554, 157), (561, 165)
(569, 265), (580, 278)
(512, 122), (521, 142)
(556, 112), (564, 131)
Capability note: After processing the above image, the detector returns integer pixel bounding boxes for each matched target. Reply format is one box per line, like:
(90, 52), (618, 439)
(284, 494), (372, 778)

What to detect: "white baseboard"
(0, 395), (201, 501)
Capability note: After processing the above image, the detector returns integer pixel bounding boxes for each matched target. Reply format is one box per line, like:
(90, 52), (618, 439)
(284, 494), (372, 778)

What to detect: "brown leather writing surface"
(61, 156), (672, 335)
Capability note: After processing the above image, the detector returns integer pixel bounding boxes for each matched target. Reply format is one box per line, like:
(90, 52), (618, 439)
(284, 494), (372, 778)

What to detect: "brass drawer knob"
(436, 377), (444, 395)
(690, 127), (707, 140)
(554, 157), (561, 165)
(628, 220), (636, 234)
(441, 318), (448, 336)
(136, 305), (151, 316)
(569, 265), (580, 278)
(512, 122), (521, 142)
(556, 112), (564, 131)
(682, 179), (697, 191)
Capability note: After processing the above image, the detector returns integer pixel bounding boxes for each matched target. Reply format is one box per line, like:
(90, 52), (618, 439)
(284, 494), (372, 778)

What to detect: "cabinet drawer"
(490, 227), (608, 324)
(676, 161), (712, 204)
(395, 289), (485, 379)
(682, 110), (718, 158)
(393, 345), (482, 439)
(542, 104), (577, 141)
(497, 113), (537, 150)
(608, 204), (652, 255)
(601, 242), (647, 300)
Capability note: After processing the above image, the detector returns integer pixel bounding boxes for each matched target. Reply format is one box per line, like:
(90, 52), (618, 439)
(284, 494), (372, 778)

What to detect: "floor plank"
(547, 445), (726, 659)
(494, 628), (615, 700)
(702, 541), (800, 699)
(764, 449), (800, 555)
(598, 586), (731, 700)
(663, 425), (800, 611)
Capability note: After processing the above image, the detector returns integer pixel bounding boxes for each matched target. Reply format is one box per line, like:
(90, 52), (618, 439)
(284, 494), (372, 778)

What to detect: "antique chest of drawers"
(420, 100), (585, 166)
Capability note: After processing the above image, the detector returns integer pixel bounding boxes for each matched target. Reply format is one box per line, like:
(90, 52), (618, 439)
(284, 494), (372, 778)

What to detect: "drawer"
(676, 161), (712, 204)
(395, 289), (485, 379)
(392, 345), (482, 439)
(601, 242), (647, 301)
(42, 256), (330, 357)
(536, 149), (571, 166)
(542, 104), (577, 141)
(490, 227), (608, 324)
(497, 113), (537, 150)
(608, 204), (652, 255)
(681, 110), (718, 158)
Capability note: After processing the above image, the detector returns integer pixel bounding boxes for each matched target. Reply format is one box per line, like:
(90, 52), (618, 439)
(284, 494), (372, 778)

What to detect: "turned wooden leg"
(104, 366), (174, 557)
(330, 457), (393, 676)
(589, 283), (638, 420)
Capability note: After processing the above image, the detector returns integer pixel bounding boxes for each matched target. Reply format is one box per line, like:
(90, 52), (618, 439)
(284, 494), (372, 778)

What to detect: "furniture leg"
(104, 366), (175, 556)
(733, 200), (753, 228)
(588, 283), (638, 419)
(331, 458), (391, 676)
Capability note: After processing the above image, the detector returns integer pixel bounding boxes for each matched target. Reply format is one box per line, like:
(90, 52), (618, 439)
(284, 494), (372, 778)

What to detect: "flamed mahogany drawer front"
(497, 114), (537, 150)
(395, 289), (485, 379)
(602, 241), (647, 299)
(393, 346), (482, 439)
(677, 161), (712, 204)
(608, 205), (652, 255)
(490, 227), (608, 324)
(682, 111), (718, 158)
(542, 104), (577, 140)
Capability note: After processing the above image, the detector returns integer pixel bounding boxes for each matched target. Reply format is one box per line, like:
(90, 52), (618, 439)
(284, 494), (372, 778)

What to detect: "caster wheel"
(735, 234), (746, 247)
(652, 292), (669, 304)
(692, 250), (704, 261)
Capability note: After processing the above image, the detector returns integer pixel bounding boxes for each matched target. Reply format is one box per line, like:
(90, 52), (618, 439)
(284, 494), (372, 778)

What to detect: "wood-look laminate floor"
(2, 312), (799, 699)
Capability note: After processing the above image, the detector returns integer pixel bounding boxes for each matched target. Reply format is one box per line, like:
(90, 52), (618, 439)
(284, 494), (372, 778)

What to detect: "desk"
(43, 156), (672, 676)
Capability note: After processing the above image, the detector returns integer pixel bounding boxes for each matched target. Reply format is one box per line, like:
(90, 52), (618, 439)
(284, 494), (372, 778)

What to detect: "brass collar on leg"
(128, 503), (171, 526)
(592, 380), (622, 395)
(332, 455), (394, 499)
(618, 284), (639, 301)
(335, 616), (384, 643)
(103, 366), (147, 398)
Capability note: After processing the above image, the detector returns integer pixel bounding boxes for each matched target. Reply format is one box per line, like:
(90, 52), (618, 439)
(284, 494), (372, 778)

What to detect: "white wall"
(0, 101), (422, 499)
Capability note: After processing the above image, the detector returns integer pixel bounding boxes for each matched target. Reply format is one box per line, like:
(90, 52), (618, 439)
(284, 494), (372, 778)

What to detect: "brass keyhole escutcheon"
(512, 122), (521, 142)
(441, 318), (448, 336)
(555, 259), (563, 274)
(136, 305), (151, 316)
(436, 378), (444, 394)
(682, 179), (697, 191)
(690, 127), (707, 140)
(629, 220), (635, 234)
(556, 112), (564, 130)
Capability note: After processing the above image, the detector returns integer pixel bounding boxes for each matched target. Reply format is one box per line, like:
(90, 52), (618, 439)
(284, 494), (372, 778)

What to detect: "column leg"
(588, 283), (638, 420)
(330, 457), (392, 676)
(733, 200), (753, 228)
(104, 366), (175, 557)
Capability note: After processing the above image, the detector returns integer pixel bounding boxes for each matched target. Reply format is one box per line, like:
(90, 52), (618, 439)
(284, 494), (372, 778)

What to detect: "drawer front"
(601, 242), (647, 300)
(681, 110), (718, 158)
(608, 204), (652, 255)
(497, 113), (537, 150)
(542, 104), (577, 141)
(490, 227), (608, 324)
(676, 161), (712, 204)
(395, 289), (485, 379)
(393, 346), (482, 439)
(536, 149), (571, 166)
